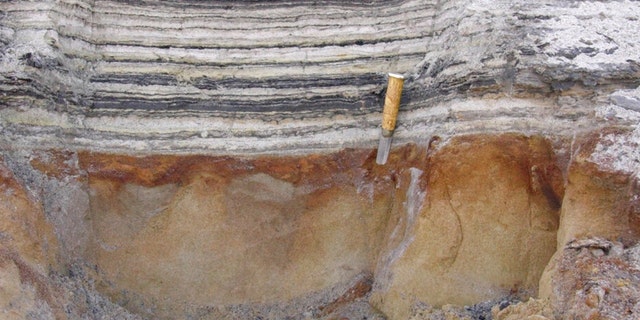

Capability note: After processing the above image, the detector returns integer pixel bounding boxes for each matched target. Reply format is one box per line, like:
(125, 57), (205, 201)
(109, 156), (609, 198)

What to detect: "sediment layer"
(1, 0), (638, 154)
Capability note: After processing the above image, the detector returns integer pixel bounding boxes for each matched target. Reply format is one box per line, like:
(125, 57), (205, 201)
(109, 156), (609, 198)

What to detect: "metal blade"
(376, 135), (393, 165)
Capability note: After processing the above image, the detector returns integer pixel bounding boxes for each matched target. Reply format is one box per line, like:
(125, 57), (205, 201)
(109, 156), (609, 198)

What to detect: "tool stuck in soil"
(376, 73), (405, 165)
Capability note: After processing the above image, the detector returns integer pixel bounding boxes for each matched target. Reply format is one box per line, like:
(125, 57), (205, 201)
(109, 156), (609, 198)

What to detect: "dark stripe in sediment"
(88, 94), (382, 116)
(90, 73), (179, 86)
(89, 73), (384, 89)
(191, 73), (385, 90)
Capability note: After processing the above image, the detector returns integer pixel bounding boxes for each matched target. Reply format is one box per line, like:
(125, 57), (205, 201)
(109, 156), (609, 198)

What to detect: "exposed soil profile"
(1, 133), (639, 319)
(1, 0), (639, 318)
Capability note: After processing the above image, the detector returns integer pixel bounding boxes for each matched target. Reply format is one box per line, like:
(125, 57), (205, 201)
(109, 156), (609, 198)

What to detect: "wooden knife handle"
(381, 73), (404, 135)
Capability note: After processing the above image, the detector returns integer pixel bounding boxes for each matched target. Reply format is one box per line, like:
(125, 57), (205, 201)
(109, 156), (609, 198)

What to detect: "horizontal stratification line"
(91, 47), (427, 66)
(7, 3), (435, 41)
(0, 88), (48, 102)
(84, 5), (435, 28)
(88, 73), (385, 90)
(85, 23), (432, 47)
(88, 12), (433, 29)
(89, 38), (431, 52)
(89, 73), (180, 86)
(6, 3), (435, 50)
(0, 79), (65, 102)
(190, 73), (385, 90)
(88, 57), (416, 78)
(8, 32), (432, 60)
(100, 0), (409, 10)
(88, 94), (382, 115)
(90, 1), (432, 19)
(89, 2), (431, 27)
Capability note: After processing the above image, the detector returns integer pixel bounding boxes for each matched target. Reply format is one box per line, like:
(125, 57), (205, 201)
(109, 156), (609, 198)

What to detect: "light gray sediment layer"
(1, 0), (639, 155)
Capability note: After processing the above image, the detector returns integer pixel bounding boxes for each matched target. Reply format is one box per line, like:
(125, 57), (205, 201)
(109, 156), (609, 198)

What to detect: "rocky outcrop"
(550, 238), (640, 319)
(497, 238), (640, 320)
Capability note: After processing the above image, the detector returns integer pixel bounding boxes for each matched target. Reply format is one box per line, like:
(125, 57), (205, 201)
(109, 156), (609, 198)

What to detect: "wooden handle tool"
(376, 73), (404, 165)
